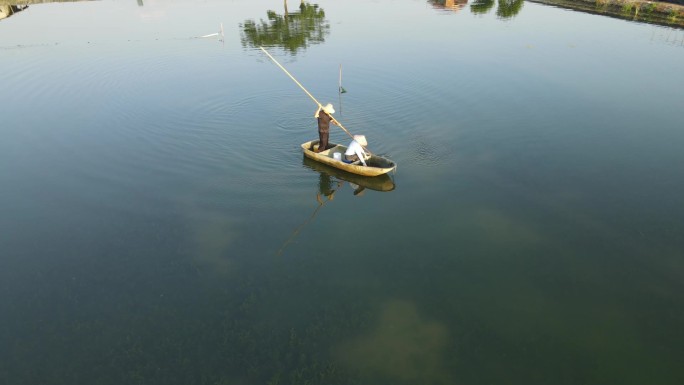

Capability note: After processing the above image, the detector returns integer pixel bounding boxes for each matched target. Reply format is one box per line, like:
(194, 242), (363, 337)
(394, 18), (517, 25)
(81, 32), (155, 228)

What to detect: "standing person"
(344, 135), (369, 166)
(315, 103), (336, 152)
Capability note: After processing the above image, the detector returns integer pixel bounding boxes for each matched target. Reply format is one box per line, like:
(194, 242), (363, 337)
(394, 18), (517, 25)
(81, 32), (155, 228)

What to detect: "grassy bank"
(527, 0), (684, 27)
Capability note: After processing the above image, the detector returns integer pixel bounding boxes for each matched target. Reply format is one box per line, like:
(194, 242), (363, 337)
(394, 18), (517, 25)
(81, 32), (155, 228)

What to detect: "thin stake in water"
(259, 46), (362, 147)
(339, 64), (346, 94)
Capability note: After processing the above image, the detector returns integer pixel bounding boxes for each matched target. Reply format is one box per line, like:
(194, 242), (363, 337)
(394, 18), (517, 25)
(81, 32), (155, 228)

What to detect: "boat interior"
(308, 141), (395, 169)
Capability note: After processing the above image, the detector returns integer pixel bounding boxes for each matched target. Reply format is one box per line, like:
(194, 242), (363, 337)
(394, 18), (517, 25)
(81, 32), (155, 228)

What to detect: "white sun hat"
(353, 135), (367, 147)
(322, 103), (335, 114)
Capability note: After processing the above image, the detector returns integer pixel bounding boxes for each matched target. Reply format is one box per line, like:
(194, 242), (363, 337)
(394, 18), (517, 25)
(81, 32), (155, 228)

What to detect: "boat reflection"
(276, 157), (395, 255)
(240, 1), (330, 54)
(302, 156), (395, 194)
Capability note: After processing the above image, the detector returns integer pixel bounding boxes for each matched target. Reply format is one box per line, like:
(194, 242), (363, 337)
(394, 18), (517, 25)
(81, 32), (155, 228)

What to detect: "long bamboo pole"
(259, 46), (359, 144)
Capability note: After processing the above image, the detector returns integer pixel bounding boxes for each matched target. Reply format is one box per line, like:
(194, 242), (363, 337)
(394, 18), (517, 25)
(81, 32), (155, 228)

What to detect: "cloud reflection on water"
(335, 299), (452, 384)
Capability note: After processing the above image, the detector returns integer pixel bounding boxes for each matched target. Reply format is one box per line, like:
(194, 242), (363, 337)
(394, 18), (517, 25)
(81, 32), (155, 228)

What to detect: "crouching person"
(345, 135), (369, 166)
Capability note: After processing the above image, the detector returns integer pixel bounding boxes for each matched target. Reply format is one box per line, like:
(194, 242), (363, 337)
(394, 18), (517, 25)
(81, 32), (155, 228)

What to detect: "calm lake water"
(2, 1), (684, 384)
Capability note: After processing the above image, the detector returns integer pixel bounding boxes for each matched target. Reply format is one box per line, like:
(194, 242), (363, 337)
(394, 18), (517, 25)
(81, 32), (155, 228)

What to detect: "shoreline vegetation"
(528, 0), (684, 27)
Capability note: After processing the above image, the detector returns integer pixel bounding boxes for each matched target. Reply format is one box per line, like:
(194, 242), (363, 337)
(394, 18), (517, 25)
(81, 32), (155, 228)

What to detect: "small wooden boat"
(302, 156), (395, 192)
(301, 140), (396, 177)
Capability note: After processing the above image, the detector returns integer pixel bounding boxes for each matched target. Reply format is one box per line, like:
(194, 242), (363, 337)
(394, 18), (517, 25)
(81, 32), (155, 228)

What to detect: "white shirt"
(345, 140), (368, 166)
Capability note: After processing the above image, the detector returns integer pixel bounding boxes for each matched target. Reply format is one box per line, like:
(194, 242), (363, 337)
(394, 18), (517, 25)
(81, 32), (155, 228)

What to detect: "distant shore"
(1, 0), (683, 28)
(528, 0), (684, 27)
(0, 0), (93, 4)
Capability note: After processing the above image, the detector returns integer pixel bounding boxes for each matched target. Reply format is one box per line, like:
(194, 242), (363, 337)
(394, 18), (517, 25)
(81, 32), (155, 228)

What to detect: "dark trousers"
(318, 130), (329, 152)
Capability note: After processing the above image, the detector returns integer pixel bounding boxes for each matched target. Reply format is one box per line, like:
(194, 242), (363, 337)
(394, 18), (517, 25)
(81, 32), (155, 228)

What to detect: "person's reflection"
(277, 173), (343, 255)
(317, 172), (366, 200)
(349, 183), (366, 196)
(316, 173), (342, 203)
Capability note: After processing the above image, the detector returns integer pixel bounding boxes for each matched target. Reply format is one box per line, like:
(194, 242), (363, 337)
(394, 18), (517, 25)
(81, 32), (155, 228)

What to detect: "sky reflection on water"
(1, 1), (684, 385)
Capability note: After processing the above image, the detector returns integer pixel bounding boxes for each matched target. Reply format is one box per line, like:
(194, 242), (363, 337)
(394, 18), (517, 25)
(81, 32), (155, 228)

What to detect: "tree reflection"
(240, 1), (330, 55)
(428, 0), (522, 18)
(496, 0), (524, 19)
(470, 0), (495, 14)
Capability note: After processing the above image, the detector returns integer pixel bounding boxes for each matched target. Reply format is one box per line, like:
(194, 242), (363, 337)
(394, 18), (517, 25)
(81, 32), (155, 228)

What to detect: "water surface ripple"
(1, 1), (683, 385)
